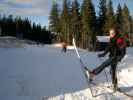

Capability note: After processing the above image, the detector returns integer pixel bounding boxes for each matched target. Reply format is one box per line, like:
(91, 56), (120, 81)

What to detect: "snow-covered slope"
(0, 36), (36, 48)
(0, 42), (133, 100)
(46, 47), (133, 100)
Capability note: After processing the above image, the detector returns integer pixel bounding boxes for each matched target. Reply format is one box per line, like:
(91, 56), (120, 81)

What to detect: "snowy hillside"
(0, 39), (133, 100)
(0, 36), (36, 48)
(45, 47), (133, 100)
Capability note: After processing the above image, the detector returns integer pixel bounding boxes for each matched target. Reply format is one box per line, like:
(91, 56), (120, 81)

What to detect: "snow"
(0, 37), (133, 100)
(0, 36), (36, 48)
(45, 47), (133, 100)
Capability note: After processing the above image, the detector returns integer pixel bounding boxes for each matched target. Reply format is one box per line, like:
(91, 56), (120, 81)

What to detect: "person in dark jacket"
(87, 27), (129, 91)
(61, 42), (67, 53)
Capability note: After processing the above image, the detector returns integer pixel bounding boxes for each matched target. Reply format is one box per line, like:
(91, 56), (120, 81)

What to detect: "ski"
(72, 37), (95, 97)
(116, 88), (133, 98)
(104, 85), (133, 98)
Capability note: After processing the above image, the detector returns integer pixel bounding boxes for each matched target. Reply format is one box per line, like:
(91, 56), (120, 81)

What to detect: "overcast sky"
(0, 0), (133, 27)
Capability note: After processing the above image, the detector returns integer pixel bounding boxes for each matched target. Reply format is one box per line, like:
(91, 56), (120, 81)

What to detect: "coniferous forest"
(49, 0), (133, 50)
(0, 15), (53, 44)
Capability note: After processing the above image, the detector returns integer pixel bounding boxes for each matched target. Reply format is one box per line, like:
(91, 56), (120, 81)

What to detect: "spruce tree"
(122, 4), (132, 46)
(71, 0), (81, 46)
(122, 4), (130, 34)
(49, 0), (60, 41)
(116, 4), (123, 33)
(60, 0), (71, 43)
(104, 0), (115, 35)
(98, 0), (107, 35)
(130, 18), (133, 45)
(81, 0), (96, 50)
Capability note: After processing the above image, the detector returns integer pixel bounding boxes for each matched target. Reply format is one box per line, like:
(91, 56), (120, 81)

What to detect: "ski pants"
(93, 56), (123, 86)
(62, 47), (67, 53)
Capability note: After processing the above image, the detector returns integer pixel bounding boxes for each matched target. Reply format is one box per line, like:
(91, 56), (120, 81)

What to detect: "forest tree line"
(49, 0), (133, 50)
(0, 15), (53, 44)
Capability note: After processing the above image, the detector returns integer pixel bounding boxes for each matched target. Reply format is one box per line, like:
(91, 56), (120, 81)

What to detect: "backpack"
(116, 35), (129, 49)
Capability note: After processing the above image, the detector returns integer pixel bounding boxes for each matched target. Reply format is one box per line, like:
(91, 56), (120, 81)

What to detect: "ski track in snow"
(0, 42), (133, 100)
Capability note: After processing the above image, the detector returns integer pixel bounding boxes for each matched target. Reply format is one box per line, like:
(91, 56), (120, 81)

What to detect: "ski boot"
(84, 67), (95, 82)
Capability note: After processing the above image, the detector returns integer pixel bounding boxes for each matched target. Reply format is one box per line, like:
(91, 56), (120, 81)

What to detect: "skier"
(86, 27), (129, 92)
(61, 42), (67, 53)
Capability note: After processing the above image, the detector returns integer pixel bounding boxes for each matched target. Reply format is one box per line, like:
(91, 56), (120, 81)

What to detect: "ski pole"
(104, 69), (110, 88)
(73, 37), (95, 97)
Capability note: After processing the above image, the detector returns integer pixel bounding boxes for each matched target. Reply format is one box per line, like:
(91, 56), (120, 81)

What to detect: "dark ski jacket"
(102, 34), (129, 61)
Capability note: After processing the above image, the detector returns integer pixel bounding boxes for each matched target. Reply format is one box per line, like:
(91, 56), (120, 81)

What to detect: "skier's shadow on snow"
(94, 85), (133, 97)
(119, 85), (133, 92)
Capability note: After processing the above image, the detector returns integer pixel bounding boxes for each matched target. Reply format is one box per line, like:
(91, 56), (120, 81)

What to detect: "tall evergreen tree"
(60, 0), (71, 43)
(116, 4), (123, 33)
(130, 17), (133, 34)
(98, 0), (107, 35)
(104, 0), (115, 34)
(129, 16), (133, 46)
(6, 15), (16, 36)
(71, 0), (81, 45)
(130, 17), (133, 45)
(81, 0), (96, 50)
(22, 18), (32, 39)
(122, 4), (130, 34)
(121, 4), (132, 46)
(0, 15), (1, 35)
(15, 17), (23, 38)
(49, 0), (60, 36)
